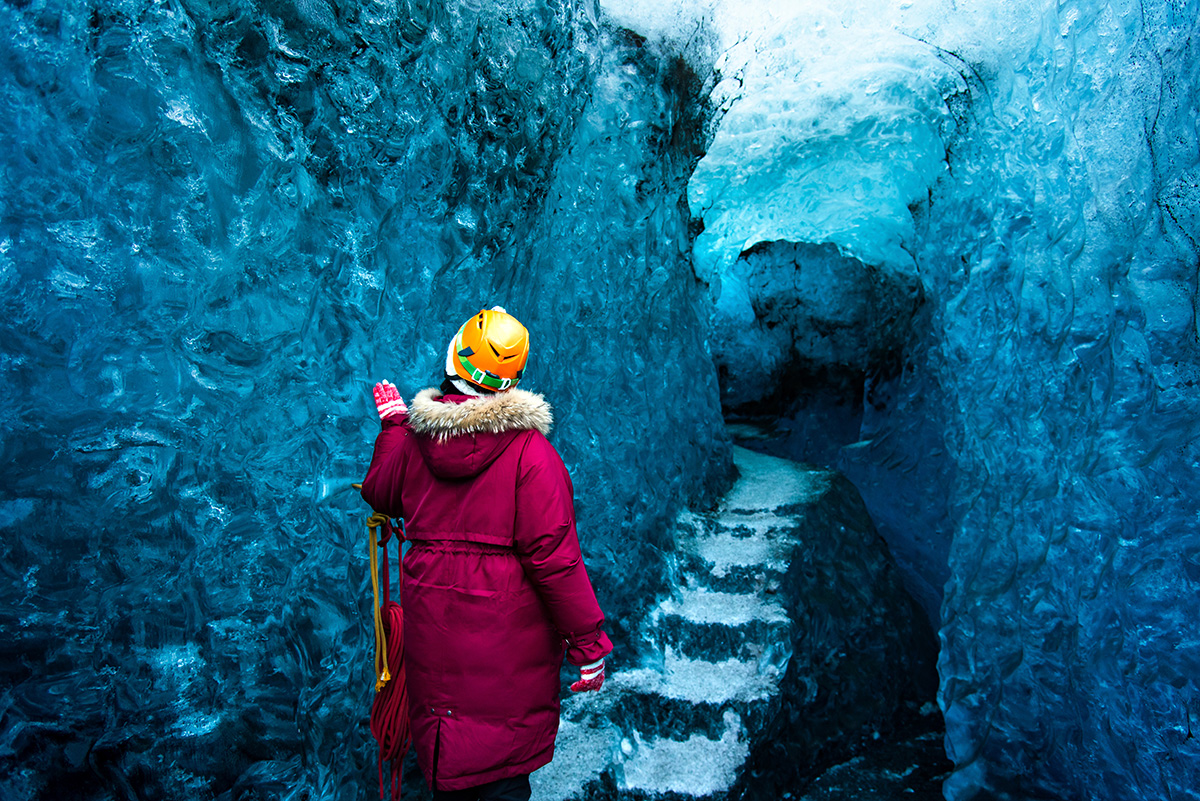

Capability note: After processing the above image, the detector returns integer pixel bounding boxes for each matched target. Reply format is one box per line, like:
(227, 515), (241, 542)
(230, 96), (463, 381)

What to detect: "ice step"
(677, 506), (802, 540)
(529, 713), (619, 801)
(648, 587), (793, 664)
(672, 448), (833, 585)
(655, 587), (788, 627)
(532, 448), (841, 801)
(723, 447), (830, 513)
(613, 646), (784, 706)
(684, 519), (808, 586)
(619, 710), (748, 797)
(533, 707), (752, 801)
(677, 514), (796, 579)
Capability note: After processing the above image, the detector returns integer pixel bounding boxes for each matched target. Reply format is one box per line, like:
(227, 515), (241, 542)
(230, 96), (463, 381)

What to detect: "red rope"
(370, 521), (410, 801)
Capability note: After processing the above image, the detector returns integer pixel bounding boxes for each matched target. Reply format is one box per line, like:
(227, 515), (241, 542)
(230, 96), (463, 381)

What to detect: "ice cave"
(1, 0), (1198, 799)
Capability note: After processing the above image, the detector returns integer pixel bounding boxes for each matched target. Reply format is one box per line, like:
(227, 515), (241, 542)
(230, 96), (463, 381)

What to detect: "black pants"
(432, 774), (531, 801)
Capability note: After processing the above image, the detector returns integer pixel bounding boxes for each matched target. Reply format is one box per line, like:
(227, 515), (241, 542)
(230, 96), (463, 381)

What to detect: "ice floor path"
(532, 446), (835, 801)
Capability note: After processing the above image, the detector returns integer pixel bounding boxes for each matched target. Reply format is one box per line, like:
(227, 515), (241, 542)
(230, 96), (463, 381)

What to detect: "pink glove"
(570, 659), (605, 692)
(373, 380), (407, 419)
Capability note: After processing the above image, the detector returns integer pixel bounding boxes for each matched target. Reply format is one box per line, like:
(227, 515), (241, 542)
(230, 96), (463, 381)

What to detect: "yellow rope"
(367, 511), (392, 693)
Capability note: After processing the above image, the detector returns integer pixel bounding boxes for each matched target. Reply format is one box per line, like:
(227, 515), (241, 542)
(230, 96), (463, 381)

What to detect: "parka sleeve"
(513, 433), (613, 667)
(359, 415), (411, 518)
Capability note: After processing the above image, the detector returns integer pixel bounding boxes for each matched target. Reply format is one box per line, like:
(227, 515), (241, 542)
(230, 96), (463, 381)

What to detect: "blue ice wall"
(673, 0), (1200, 798)
(925, 4), (1200, 798)
(0, 2), (728, 797)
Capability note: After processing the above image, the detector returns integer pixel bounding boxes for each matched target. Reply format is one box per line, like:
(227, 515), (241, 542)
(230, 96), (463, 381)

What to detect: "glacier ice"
(2, 0), (1199, 799)
(0, 1), (726, 798)
(667, 0), (1200, 799)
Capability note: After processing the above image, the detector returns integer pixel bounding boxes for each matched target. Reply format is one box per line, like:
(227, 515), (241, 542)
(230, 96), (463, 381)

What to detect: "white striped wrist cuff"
(579, 660), (604, 678)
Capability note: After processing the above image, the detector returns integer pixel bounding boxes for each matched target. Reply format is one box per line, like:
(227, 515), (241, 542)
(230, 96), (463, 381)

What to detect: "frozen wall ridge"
(922, 2), (1200, 799)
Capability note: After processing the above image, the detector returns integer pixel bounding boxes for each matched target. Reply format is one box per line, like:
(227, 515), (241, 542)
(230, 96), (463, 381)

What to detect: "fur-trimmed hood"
(406, 388), (553, 479)
(408, 387), (553, 438)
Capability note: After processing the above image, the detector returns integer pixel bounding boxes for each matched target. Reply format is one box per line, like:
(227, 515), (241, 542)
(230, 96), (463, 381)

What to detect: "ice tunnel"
(1, 1), (1198, 800)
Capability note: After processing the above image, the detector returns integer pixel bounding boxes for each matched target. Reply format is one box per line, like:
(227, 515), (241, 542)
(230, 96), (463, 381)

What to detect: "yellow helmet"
(449, 307), (530, 391)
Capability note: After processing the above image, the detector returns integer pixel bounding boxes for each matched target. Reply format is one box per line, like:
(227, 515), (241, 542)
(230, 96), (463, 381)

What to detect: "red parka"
(360, 387), (613, 791)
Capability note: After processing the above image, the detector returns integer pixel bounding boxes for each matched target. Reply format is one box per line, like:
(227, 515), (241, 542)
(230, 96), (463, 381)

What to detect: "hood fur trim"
(408, 387), (552, 438)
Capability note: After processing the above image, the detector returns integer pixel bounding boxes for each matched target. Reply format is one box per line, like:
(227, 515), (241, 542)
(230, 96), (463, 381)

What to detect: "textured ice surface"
(0, 2), (728, 798)
(909, 6), (1200, 800)
(689, 21), (957, 282)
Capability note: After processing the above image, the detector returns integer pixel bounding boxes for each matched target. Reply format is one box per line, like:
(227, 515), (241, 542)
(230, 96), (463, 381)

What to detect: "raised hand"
(373, 380), (407, 420)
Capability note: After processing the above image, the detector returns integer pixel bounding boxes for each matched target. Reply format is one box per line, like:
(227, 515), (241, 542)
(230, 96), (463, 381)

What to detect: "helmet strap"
(441, 375), (491, 397)
(454, 348), (516, 392)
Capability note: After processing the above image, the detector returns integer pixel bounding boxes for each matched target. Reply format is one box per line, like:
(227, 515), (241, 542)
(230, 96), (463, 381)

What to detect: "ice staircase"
(532, 446), (834, 800)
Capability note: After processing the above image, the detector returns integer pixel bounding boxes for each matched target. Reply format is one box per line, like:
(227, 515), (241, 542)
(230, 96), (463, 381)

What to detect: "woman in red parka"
(360, 307), (612, 801)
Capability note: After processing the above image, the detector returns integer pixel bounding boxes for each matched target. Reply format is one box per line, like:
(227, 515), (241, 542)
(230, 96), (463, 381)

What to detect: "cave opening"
(711, 239), (920, 468)
(709, 238), (950, 798)
(722, 358), (868, 469)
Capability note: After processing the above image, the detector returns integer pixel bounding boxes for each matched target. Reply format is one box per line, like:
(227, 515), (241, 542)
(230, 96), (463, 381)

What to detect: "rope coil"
(362, 501), (410, 801)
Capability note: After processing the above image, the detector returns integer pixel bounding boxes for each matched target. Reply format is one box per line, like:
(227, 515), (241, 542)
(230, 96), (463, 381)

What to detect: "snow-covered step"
(721, 447), (830, 513)
(673, 450), (832, 585)
(648, 587), (793, 665)
(533, 706), (753, 801)
(684, 523), (795, 580)
(656, 587), (788, 628)
(618, 710), (748, 798)
(530, 709), (620, 801)
(614, 646), (785, 706)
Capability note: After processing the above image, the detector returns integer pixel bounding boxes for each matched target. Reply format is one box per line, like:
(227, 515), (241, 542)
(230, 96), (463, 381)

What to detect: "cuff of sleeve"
(566, 628), (613, 667)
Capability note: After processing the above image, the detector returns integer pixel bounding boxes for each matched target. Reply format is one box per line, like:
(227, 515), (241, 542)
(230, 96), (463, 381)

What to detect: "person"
(360, 307), (613, 801)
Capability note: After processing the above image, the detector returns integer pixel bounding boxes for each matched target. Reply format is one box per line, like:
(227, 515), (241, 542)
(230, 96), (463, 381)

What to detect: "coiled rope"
(365, 510), (410, 801)
(368, 512), (394, 691)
